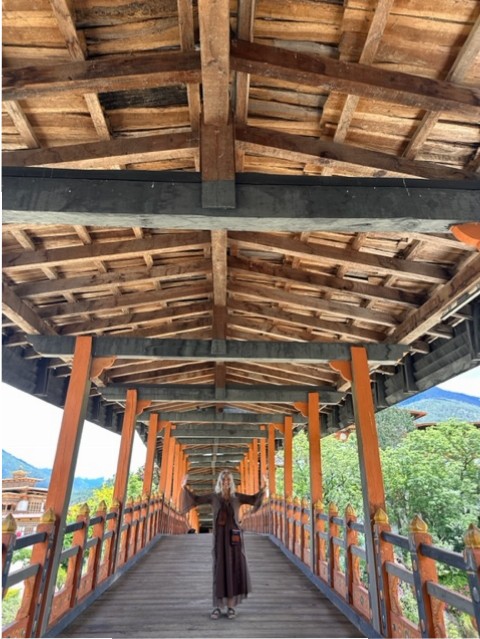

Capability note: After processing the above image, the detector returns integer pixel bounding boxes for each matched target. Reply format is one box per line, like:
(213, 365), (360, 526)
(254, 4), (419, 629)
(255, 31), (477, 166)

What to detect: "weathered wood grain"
(61, 533), (363, 638)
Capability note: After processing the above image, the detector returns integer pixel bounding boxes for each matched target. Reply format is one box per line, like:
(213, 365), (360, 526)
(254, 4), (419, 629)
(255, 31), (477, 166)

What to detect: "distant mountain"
(398, 387), (480, 424)
(2, 450), (105, 504)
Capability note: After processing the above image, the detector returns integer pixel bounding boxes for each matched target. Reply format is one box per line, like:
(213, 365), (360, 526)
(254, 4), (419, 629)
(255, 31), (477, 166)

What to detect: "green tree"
(376, 407), (416, 450)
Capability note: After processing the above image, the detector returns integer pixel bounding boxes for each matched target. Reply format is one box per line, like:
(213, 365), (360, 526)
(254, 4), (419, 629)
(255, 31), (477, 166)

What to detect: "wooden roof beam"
(2, 51), (201, 102)
(236, 125), (477, 181)
(100, 384), (344, 405)
(138, 410), (304, 424)
(5, 169), (478, 232)
(26, 335), (409, 365)
(230, 40), (480, 119)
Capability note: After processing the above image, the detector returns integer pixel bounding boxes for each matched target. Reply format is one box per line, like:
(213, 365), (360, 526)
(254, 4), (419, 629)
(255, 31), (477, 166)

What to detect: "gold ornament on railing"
(464, 523), (480, 548)
(41, 508), (56, 524)
(373, 507), (389, 524)
(111, 499), (121, 510)
(294, 496), (301, 507)
(2, 513), (17, 533)
(142, 493), (149, 503)
(328, 502), (338, 514)
(302, 498), (309, 509)
(79, 503), (90, 517)
(409, 514), (428, 533)
(126, 498), (134, 508)
(345, 504), (357, 518)
(314, 499), (324, 511)
(97, 500), (107, 512)
(286, 495), (294, 505)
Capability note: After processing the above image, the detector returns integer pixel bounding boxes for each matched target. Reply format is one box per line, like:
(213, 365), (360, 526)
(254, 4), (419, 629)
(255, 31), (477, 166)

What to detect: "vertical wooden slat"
(268, 424), (276, 495)
(111, 389), (138, 571)
(251, 438), (259, 493)
(143, 413), (159, 496)
(350, 345), (386, 634)
(308, 392), (322, 573)
(36, 336), (93, 637)
(284, 416), (293, 498)
(260, 437), (267, 486)
(159, 422), (172, 495)
(163, 435), (177, 502)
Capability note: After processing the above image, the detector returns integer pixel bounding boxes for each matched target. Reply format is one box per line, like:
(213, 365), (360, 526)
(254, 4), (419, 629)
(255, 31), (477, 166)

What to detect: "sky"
(1, 366), (479, 480)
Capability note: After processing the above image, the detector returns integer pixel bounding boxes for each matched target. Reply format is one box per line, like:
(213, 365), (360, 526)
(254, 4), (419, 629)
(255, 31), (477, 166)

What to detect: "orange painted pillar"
(112, 388), (139, 571)
(158, 422), (172, 495)
(251, 438), (259, 493)
(34, 336), (94, 637)
(268, 424), (277, 495)
(350, 345), (387, 634)
(284, 416), (293, 499)
(260, 437), (267, 488)
(143, 413), (159, 497)
(163, 435), (176, 502)
(308, 392), (322, 572)
(171, 442), (181, 507)
(284, 415), (293, 547)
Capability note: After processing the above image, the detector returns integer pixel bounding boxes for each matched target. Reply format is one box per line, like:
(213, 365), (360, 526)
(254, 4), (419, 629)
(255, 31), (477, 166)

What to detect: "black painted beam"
(138, 409), (305, 424)
(27, 335), (409, 365)
(4, 168), (480, 232)
(102, 384), (343, 404)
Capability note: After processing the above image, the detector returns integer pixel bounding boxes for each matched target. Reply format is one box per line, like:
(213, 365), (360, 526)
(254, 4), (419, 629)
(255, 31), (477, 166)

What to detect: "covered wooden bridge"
(2, 0), (480, 637)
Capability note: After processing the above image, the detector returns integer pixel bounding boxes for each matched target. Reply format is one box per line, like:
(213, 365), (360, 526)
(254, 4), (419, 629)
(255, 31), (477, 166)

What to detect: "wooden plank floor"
(61, 533), (363, 638)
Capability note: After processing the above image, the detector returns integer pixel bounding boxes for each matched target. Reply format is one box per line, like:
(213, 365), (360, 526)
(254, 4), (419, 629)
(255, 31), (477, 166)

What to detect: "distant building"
(2, 469), (48, 535)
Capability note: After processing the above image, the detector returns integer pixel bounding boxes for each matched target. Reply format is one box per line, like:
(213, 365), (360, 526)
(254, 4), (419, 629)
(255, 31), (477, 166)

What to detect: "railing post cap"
(2, 513), (17, 533)
(328, 501), (338, 514)
(79, 503), (90, 516)
(142, 492), (149, 502)
(97, 500), (108, 512)
(286, 495), (294, 504)
(464, 523), (480, 548)
(374, 507), (388, 524)
(111, 498), (121, 510)
(302, 498), (310, 508)
(409, 513), (428, 533)
(41, 507), (56, 524)
(126, 498), (134, 508)
(314, 499), (324, 511)
(346, 504), (357, 518)
(294, 496), (301, 506)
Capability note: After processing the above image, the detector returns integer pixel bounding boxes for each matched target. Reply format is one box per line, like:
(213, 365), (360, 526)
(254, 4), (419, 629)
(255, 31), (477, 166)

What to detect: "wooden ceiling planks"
(2, 1), (480, 512)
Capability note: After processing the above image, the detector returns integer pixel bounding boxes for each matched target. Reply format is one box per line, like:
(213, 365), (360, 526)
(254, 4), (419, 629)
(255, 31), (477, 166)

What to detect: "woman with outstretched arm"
(180, 469), (267, 620)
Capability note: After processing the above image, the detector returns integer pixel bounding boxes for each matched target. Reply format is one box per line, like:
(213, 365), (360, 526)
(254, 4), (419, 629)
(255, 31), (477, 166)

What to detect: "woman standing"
(180, 469), (266, 620)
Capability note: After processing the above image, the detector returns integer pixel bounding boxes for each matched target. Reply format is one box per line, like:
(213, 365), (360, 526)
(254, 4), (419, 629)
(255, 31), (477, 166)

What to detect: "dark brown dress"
(181, 486), (265, 607)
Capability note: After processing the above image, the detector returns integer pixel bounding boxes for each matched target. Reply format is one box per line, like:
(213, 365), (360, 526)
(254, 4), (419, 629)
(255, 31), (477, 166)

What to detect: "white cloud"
(437, 366), (480, 397)
(1, 384), (146, 479)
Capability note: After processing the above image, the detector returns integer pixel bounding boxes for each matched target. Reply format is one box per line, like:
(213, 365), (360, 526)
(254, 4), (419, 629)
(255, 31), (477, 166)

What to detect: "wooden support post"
(268, 424), (276, 494)
(87, 500), (107, 591)
(111, 388), (138, 572)
(35, 336), (93, 637)
(251, 438), (259, 493)
(158, 422), (172, 495)
(171, 442), (181, 507)
(409, 515), (446, 638)
(350, 345), (386, 634)
(66, 504), (90, 609)
(308, 392), (322, 573)
(373, 508), (397, 637)
(143, 413), (159, 496)
(464, 524), (480, 632)
(284, 415), (293, 547)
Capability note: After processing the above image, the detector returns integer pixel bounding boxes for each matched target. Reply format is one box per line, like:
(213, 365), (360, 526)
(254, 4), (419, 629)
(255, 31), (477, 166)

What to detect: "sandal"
(227, 607), (236, 619)
(210, 608), (221, 620)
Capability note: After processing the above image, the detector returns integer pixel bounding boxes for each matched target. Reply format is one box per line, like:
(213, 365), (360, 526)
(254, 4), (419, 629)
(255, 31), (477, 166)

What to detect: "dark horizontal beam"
(173, 426), (266, 438)
(5, 169), (480, 232)
(103, 384), (343, 404)
(27, 335), (408, 365)
(139, 409), (305, 424)
(174, 438), (258, 445)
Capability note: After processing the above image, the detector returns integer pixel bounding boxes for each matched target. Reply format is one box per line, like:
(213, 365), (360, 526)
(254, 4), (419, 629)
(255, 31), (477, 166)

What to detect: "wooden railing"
(243, 496), (480, 638)
(2, 493), (189, 638)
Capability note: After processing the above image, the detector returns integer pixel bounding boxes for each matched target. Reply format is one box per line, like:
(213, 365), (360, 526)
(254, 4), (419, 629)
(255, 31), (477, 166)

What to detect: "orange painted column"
(308, 392), (322, 572)
(171, 442), (182, 507)
(163, 435), (177, 502)
(350, 345), (387, 634)
(268, 424), (277, 495)
(251, 438), (259, 493)
(143, 413), (159, 497)
(34, 336), (94, 636)
(158, 422), (172, 495)
(260, 437), (267, 487)
(111, 388), (139, 571)
(284, 416), (293, 499)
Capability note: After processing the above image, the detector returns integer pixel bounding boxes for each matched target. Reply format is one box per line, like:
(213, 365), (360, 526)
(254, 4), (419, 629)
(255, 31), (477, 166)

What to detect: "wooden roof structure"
(2, 0), (480, 507)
